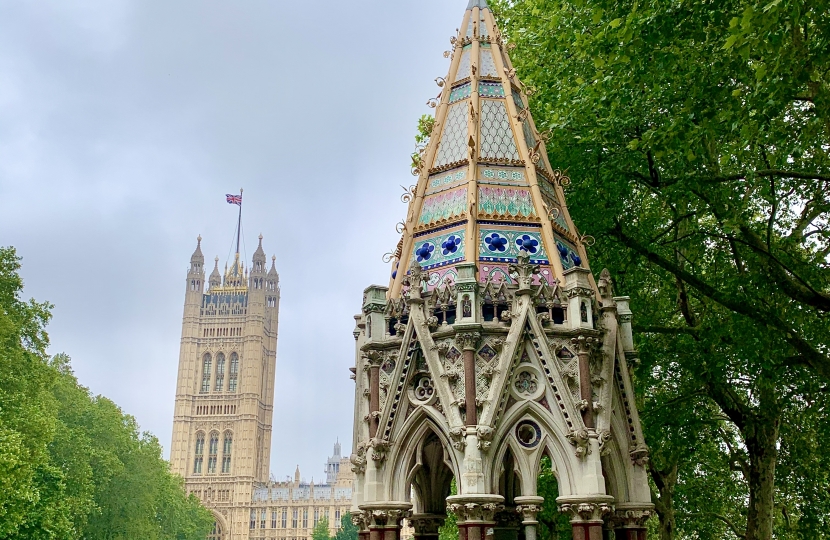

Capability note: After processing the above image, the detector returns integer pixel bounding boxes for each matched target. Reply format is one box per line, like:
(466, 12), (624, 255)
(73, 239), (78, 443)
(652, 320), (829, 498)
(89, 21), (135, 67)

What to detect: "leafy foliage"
(0, 247), (214, 540)
(490, 0), (830, 538)
(335, 513), (359, 540)
(313, 517), (332, 540)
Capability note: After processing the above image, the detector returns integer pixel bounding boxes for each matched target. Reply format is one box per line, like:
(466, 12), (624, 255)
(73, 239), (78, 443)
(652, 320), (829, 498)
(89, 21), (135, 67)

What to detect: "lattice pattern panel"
(455, 46), (472, 82)
(480, 100), (519, 162)
(433, 102), (469, 168)
(480, 48), (499, 77)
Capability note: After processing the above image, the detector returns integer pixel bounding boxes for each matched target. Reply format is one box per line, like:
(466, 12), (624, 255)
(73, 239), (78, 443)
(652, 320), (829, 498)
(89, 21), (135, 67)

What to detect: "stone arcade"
(349, 1), (653, 540)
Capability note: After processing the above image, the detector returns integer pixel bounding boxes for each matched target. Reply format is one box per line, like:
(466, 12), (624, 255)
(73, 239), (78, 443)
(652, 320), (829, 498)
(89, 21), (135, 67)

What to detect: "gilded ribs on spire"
(388, 2), (587, 298)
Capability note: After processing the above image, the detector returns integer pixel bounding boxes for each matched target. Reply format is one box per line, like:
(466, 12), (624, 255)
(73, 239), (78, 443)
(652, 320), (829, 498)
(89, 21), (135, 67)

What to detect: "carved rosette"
(558, 501), (614, 523)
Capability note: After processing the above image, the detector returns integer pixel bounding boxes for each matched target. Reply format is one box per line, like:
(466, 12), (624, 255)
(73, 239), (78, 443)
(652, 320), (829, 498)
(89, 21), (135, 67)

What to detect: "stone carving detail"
(508, 250), (540, 293)
(447, 502), (505, 523)
(370, 438), (391, 463)
(515, 505), (542, 523)
(408, 514), (446, 535)
(350, 443), (368, 474)
(476, 425), (494, 451)
(566, 428), (591, 458)
(455, 331), (481, 351)
(597, 429), (612, 456)
(449, 427), (466, 450)
(612, 508), (653, 528)
(630, 443), (650, 466)
(559, 502), (614, 522)
(439, 340), (465, 405)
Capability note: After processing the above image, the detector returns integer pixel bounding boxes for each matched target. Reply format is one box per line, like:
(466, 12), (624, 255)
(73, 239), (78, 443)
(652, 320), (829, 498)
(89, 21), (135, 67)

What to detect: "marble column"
(514, 496), (544, 540)
(611, 506), (652, 540)
(447, 495), (505, 540)
(558, 499), (614, 540)
(409, 514), (445, 540)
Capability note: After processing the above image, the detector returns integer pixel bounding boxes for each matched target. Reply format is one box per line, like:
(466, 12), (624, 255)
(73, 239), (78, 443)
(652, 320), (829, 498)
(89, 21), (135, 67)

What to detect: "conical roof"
(388, 2), (588, 297)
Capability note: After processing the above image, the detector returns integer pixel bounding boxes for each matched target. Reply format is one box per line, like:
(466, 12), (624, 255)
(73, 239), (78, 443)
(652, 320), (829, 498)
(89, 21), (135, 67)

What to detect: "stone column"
(611, 506), (652, 540)
(409, 514), (445, 540)
(571, 336), (597, 429)
(492, 507), (521, 540)
(514, 496), (544, 540)
(455, 330), (481, 426)
(448, 495), (504, 540)
(559, 499), (614, 540)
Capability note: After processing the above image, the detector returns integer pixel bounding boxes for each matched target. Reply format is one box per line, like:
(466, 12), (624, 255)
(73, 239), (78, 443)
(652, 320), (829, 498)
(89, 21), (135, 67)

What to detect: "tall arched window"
(228, 353), (239, 392)
(208, 432), (219, 474)
(215, 353), (226, 392)
(193, 433), (205, 474)
(201, 354), (212, 394)
(221, 432), (232, 473)
(207, 521), (222, 540)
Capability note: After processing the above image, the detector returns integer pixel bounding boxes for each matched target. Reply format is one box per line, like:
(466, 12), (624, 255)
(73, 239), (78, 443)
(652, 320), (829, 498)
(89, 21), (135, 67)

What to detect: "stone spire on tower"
(388, 0), (585, 298)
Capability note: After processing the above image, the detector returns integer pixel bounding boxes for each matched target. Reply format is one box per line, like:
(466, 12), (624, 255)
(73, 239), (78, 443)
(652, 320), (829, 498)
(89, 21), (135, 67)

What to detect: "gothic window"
(193, 433), (205, 474)
(208, 432), (219, 474)
(292, 509), (298, 528)
(272, 511), (277, 529)
(335, 510), (340, 525)
(313, 508), (318, 525)
(282, 509), (288, 528)
(260, 509), (266, 529)
(303, 509), (308, 528)
(250, 510), (257, 530)
(228, 353), (239, 392)
(207, 521), (222, 540)
(222, 433), (232, 473)
(215, 353), (226, 392)
(201, 354), (212, 393)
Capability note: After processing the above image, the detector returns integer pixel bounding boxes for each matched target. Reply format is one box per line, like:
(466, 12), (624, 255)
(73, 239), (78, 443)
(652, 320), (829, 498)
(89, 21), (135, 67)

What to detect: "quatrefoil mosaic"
(484, 232), (508, 252)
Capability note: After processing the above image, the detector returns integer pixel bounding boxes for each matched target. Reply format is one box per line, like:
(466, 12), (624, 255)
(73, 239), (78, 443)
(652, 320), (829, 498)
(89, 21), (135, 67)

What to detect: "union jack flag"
(226, 194), (242, 206)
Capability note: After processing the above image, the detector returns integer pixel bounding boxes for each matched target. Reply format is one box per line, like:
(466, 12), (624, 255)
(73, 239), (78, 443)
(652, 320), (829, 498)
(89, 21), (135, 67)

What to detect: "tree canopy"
(490, 0), (830, 538)
(0, 246), (213, 540)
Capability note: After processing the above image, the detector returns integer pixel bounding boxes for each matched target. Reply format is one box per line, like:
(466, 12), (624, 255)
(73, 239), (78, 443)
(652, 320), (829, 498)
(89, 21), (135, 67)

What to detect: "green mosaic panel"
(450, 82), (472, 103)
(418, 187), (467, 226)
(478, 187), (537, 219)
(479, 81), (505, 98)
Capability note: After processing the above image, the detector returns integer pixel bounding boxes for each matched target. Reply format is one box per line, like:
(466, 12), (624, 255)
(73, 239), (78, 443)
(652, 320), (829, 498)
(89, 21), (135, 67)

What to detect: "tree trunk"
(743, 386), (781, 540)
(649, 461), (677, 540)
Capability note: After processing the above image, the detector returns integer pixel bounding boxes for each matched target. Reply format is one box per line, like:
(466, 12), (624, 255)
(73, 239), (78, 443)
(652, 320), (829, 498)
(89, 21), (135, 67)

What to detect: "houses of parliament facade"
(170, 236), (353, 540)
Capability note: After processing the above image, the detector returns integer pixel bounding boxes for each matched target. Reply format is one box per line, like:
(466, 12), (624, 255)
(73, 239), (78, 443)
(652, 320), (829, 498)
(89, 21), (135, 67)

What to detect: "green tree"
(491, 1), (830, 539)
(313, 517), (332, 540)
(0, 246), (56, 538)
(335, 513), (359, 540)
(536, 457), (572, 540)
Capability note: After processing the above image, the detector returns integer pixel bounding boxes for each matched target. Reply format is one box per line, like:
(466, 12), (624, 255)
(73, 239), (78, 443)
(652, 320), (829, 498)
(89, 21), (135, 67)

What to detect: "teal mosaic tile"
(555, 236), (582, 270)
(479, 81), (505, 98)
(450, 82), (472, 103)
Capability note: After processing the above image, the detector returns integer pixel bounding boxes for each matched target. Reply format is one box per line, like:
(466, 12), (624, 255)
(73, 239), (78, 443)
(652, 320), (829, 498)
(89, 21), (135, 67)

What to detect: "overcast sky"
(0, 0), (464, 482)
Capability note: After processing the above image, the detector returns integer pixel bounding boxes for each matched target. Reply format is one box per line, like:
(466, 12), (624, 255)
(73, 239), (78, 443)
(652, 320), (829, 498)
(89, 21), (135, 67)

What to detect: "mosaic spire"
(388, 1), (588, 297)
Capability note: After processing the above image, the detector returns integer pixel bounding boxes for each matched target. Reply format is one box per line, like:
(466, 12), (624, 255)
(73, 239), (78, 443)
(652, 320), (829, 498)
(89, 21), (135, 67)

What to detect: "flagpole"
(235, 188), (243, 256)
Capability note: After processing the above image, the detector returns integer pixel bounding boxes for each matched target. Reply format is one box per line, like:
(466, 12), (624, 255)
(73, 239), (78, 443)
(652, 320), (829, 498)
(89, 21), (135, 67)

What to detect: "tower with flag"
(169, 192), (281, 539)
(349, 1), (653, 539)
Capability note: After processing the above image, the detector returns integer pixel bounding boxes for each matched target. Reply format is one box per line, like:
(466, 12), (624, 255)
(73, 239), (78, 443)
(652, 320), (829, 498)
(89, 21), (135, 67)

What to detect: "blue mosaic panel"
(555, 236), (583, 270)
(479, 81), (505, 98)
(479, 228), (549, 264)
(412, 228), (466, 270)
(450, 82), (472, 103)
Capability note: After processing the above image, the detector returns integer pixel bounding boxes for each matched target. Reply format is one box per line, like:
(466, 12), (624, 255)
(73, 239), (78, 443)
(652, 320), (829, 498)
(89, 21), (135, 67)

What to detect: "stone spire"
(190, 236), (204, 267)
(209, 256), (222, 289)
(388, 0), (587, 297)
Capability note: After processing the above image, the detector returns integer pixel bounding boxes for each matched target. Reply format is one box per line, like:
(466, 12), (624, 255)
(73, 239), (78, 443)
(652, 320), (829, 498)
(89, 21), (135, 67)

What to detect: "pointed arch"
(207, 510), (228, 540)
(489, 401), (580, 498)
(387, 407), (460, 506)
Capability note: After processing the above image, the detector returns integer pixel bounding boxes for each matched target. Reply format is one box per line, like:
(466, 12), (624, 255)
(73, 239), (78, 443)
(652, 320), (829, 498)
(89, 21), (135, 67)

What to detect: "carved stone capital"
(508, 250), (540, 294)
(612, 505), (654, 529)
(408, 514), (446, 535)
(454, 331), (481, 351)
(351, 511), (370, 530)
(447, 495), (505, 523)
(476, 425), (494, 451)
(514, 496), (544, 525)
(565, 287), (594, 299)
(557, 497), (615, 523)
(571, 335), (598, 356)
(455, 281), (478, 293)
(359, 503), (413, 527)
(449, 427), (466, 450)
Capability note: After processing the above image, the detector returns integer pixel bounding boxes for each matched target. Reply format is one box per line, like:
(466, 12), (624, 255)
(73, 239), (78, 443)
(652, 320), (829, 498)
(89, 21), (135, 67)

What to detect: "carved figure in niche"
(581, 301), (588, 323)
(462, 294), (472, 318)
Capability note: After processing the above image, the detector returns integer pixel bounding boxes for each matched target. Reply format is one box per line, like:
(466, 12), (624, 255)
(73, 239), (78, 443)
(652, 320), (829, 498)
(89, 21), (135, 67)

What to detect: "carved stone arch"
(490, 401), (580, 498)
(602, 402), (635, 502)
(492, 437), (525, 504)
(388, 409), (461, 505)
(207, 509), (229, 540)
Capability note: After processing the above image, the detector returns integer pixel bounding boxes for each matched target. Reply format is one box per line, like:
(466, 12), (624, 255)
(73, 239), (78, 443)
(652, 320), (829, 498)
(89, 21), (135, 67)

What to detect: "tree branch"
(676, 513), (746, 539)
